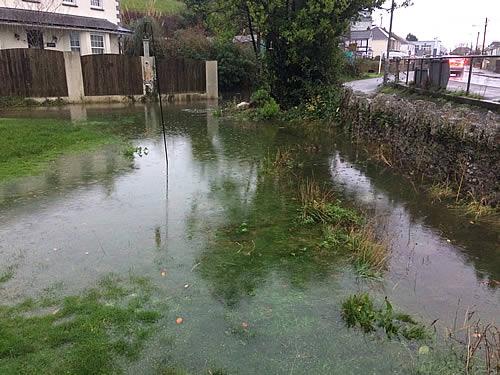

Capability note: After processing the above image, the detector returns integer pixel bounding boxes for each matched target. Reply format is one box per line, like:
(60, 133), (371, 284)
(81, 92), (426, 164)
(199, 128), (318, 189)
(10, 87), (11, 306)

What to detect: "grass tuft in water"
(341, 293), (427, 340)
(428, 182), (455, 203)
(298, 179), (362, 226)
(0, 275), (162, 374)
(0, 265), (17, 284)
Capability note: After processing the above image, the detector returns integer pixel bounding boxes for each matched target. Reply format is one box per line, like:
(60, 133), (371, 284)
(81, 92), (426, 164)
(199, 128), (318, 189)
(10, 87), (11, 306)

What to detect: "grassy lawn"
(121, 0), (185, 14)
(0, 118), (131, 182)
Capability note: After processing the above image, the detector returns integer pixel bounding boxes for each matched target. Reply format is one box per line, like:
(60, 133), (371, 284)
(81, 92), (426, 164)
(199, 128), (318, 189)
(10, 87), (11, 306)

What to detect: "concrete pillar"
(69, 105), (88, 121)
(141, 56), (155, 95)
(205, 60), (218, 99)
(79, 32), (92, 56)
(143, 38), (150, 58)
(63, 52), (85, 102)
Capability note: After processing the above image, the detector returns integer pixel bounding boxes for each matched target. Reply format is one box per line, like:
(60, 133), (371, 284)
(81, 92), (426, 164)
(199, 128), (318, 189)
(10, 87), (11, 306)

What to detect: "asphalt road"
(345, 69), (500, 102)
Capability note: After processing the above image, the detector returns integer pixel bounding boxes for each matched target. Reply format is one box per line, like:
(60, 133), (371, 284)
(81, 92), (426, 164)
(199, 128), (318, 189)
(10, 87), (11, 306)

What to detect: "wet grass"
(298, 179), (362, 226)
(263, 149), (389, 278)
(0, 118), (133, 182)
(463, 194), (498, 221)
(428, 183), (499, 222)
(428, 182), (456, 203)
(297, 179), (387, 277)
(0, 275), (163, 374)
(341, 293), (428, 340)
(198, 149), (390, 308)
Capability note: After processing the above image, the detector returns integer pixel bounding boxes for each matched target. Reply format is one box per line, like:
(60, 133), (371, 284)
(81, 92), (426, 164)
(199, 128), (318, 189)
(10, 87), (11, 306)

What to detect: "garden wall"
(338, 88), (500, 205)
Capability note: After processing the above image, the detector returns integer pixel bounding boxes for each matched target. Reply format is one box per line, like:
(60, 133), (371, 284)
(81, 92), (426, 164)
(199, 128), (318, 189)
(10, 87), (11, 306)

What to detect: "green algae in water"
(341, 293), (428, 340)
(0, 275), (163, 375)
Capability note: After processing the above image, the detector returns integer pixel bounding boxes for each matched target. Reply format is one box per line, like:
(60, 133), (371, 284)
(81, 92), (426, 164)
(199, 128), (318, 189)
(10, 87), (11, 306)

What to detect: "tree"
(406, 33), (418, 41)
(187, 0), (384, 107)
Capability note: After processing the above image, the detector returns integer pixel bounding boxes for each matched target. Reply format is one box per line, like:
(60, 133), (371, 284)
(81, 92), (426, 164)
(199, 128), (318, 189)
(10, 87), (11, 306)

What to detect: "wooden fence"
(0, 49), (68, 97)
(81, 54), (143, 96)
(156, 58), (206, 94)
(0, 49), (212, 99)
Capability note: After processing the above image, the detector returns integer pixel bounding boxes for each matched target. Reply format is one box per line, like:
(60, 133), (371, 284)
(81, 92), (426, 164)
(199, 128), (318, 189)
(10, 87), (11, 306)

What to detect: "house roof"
(371, 26), (407, 43)
(349, 29), (372, 40)
(486, 41), (500, 49)
(0, 7), (130, 34)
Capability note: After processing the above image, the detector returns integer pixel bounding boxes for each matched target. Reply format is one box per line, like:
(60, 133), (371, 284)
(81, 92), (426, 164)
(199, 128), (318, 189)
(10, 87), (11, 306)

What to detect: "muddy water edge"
(0, 103), (498, 374)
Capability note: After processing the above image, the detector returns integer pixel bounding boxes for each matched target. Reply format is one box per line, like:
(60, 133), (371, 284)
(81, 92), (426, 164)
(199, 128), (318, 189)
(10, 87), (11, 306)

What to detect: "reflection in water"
(0, 103), (498, 374)
(329, 152), (499, 322)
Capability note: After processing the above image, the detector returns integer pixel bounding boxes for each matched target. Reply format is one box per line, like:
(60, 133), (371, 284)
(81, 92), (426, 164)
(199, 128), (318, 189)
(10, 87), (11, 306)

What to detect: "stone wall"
(338, 89), (500, 205)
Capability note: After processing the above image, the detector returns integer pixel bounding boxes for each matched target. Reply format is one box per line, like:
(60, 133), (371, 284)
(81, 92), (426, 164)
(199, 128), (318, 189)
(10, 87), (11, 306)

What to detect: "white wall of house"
(0, 25), (119, 54)
(0, 24), (26, 48)
(371, 39), (387, 58)
(371, 39), (402, 57)
(1, 0), (120, 25)
(400, 43), (415, 56)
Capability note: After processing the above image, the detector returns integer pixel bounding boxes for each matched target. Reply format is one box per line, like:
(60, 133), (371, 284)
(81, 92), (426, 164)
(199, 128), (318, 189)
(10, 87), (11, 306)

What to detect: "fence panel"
(0, 49), (68, 97)
(156, 58), (206, 94)
(81, 54), (143, 96)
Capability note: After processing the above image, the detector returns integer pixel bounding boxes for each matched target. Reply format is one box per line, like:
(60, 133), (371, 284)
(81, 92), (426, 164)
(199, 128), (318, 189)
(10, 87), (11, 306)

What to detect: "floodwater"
(0, 103), (498, 374)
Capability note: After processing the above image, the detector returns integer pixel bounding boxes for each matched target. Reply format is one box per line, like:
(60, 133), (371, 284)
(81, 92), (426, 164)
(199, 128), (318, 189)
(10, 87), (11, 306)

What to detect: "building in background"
(0, 0), (130, 54)
(346, 12), (415, 59)
(484, 41), (500, 73)
(412, 39), (446, 57)
(370, 26), (408, 58)
(351, 11), (373, 31)
(484, 41), (500, 56)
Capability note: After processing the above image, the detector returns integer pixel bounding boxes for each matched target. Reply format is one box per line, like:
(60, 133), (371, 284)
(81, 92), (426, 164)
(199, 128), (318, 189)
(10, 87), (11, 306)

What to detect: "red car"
(449, 57), (466, 77)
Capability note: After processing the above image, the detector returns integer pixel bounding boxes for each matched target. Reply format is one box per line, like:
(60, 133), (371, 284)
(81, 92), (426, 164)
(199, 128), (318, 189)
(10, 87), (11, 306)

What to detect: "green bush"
(213, 41), (257, 92)
(250, 89), (272, 106)
(255, 99), (280, 120)
(249, 89), (280, 120)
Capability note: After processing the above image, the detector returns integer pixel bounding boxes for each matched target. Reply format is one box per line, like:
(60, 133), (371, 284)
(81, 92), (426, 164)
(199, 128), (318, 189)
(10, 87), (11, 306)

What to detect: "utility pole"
(481, 17), (488, 54)
(475, 31), (480, 54)
(383, 0), (396, 85)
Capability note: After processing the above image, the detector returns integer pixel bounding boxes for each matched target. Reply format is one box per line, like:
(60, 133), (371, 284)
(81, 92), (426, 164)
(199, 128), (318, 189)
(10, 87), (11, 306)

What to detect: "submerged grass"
(341, 293), (427, 340)
(297, 178), (387, 277)
(428, 183), (499, 222)
(0, 275), (162, 374)
(0, 265), (17, 284)
(0, 117), (133, 182)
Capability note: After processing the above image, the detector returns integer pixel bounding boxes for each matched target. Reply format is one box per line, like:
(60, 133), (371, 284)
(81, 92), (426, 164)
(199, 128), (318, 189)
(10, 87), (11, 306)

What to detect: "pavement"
(344, 77), (382, 94)
(345, 69), (500, 102)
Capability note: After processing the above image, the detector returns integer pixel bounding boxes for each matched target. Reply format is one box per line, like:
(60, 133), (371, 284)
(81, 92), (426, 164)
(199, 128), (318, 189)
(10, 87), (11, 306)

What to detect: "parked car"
(388, 51), (409, 59)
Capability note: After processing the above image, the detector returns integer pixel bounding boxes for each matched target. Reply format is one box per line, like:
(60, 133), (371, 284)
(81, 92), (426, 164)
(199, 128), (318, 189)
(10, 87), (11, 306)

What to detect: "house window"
(62, 0), (76, 5)
(90, 0), (103, 8)
(70, 32), (80, 53)
(90, 34), (105, 54)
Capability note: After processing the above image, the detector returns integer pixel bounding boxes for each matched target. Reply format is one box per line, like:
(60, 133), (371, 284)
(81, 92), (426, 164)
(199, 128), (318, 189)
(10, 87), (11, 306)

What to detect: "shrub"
(249, 89), (280, 120)
(251, 89), (272, 107)
(213, 41), (257, 92)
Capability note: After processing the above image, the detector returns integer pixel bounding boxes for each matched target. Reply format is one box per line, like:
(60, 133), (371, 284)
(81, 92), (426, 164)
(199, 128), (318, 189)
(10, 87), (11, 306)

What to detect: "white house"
(0, 0), (129, 55)
(369, 27), (409, 58)
(412, 39), (446, 57)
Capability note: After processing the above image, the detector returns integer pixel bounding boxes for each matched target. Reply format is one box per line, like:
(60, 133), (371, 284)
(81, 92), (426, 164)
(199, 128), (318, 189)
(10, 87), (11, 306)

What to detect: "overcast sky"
(373, 0), (500, 51)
